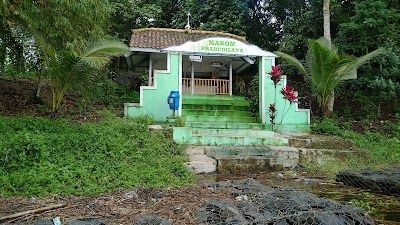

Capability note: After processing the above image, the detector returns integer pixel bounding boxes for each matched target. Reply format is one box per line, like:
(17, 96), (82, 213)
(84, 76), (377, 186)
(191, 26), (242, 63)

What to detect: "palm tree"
(275, 38), (385, 116)
(323, 0), (335, 113)
(48, 39), (129, 113)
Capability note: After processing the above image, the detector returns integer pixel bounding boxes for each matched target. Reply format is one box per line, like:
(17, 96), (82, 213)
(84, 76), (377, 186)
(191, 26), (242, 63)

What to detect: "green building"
(124, 28), (310, 145)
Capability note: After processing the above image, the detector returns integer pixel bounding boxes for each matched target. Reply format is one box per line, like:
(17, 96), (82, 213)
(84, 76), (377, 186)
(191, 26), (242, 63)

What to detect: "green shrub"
(129, 115), (155, 126)
(0, 115), (194, 197)
(311, 118), (342, 135)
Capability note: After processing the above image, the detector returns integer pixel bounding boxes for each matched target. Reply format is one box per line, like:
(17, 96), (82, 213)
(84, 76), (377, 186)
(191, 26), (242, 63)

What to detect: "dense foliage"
(0, 113), (194, 196)
(1, 0), (398, 118)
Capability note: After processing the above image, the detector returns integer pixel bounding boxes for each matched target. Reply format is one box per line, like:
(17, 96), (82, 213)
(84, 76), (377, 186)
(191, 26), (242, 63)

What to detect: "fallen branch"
(0, 203), (66, 222)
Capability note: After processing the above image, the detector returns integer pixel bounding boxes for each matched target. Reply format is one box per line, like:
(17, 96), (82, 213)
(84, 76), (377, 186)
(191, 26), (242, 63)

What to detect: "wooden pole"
(0, 203), (66, 222)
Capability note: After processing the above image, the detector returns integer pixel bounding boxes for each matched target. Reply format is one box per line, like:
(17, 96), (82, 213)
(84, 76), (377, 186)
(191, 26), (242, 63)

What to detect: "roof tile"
(130, 28), (247, 49)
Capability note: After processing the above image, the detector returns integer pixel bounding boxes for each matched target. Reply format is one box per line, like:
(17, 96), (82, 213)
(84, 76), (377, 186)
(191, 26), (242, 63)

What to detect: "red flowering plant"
(268, 65), (284, 130)
(269, 65), (283, 86)
(267, 64), (300, 131)
(281, 84), (298, 103)
(279, 84), (298, 125)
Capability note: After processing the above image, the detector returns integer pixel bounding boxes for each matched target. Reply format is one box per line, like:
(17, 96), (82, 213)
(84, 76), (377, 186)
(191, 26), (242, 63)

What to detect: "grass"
(306, 118), (400, 176)
(0, 112), (195, 197)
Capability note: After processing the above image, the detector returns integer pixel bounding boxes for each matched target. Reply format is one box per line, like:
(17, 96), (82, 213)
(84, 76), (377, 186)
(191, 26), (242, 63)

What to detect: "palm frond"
(274, 51), (308, 76)
(336, 48), (386, 79)
(352, 48), (386, 70)
(80, 39), (129, 69)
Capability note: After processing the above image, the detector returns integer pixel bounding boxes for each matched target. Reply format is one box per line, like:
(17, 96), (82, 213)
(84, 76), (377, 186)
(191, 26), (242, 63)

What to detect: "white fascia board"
(164, 37), (277, 58)
(130, 47), (164, 53)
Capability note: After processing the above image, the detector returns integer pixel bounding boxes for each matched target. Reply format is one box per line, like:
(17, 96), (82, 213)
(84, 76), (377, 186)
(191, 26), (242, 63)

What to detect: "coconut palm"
(48, 39), (129, 113)
(275, 38), (385, 116)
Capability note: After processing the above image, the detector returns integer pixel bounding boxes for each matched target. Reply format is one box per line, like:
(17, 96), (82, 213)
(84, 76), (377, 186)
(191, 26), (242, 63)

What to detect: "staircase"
(173, 95), (289, 146)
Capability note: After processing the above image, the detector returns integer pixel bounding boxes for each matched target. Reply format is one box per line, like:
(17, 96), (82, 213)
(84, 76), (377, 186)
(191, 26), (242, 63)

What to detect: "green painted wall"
(125, 53), (310, 132)
(125, 53), (181, 121)
(262, 57), (310, 132)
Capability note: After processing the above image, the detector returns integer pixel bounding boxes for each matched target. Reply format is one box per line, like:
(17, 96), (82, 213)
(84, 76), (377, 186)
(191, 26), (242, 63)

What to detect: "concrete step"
(297, 147), (361, 164)
(183, 99), (249, 106)
(215, 155), (277, 174)
(285, 134), (355, 150)
(183, 95), (248, 105)
(183, 94), (246, 101)
(191, 128), (277, 137)
(185, 115), (257, 123)
(182, 109), (250, 117)
(188, 135), (289, 146)
(204, 145), (274, 157)
(183, 104), (249, 111)
(202, 145), (299, 174)
(186, 154), (217, 174)
(185, 122), (265, 129)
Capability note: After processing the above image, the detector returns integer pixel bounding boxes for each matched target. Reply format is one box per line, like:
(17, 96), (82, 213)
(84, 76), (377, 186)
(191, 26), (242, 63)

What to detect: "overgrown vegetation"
(0, 113), (194, 196)
(307, 117), (400, 176)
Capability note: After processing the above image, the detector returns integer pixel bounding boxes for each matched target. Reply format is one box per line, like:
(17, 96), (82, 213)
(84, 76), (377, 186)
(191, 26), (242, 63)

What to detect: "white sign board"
(165, 37), (276, 57)
(189, 55), (203, 62)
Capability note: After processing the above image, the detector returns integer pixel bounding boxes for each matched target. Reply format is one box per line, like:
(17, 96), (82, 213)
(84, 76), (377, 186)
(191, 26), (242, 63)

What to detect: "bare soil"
(0, 77), (120, 122)
(0, 77), (51, 117)
(0, 184), (234, 225)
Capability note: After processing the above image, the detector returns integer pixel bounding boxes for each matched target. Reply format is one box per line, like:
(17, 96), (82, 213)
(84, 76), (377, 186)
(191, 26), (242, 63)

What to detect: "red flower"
(269, 65), (283, 85)
(281, 85), (297, 103)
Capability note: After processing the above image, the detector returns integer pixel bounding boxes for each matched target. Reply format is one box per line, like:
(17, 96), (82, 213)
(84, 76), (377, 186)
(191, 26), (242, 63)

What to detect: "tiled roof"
(129, 28), (247, 49)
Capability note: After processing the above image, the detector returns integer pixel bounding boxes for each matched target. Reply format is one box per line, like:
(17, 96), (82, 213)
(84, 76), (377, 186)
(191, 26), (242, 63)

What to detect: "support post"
(229, 59), (233, 96)
(191, 62), (194, 94)
(260, 57), (266, 123)
(148, 57), (153, 86)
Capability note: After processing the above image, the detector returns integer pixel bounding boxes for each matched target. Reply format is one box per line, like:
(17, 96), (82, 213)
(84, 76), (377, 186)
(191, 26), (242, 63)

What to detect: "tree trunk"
(323, 0), (334, 115)
(326, 91), (334, 116)
(34, 73), (44, 104)
(323, 0), (331, 46)
(0, 21), (7, 74)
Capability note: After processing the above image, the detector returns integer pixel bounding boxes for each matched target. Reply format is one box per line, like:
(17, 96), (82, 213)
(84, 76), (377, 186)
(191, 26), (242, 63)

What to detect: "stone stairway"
(174, 95), (288, 146)
(172, 95), (349, 174)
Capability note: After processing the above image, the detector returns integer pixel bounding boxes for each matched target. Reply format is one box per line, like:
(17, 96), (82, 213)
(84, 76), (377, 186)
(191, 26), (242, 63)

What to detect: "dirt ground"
(1, 173), (400, 225)
(0, 77), (51, 117)
(0, 183), (234, 225)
